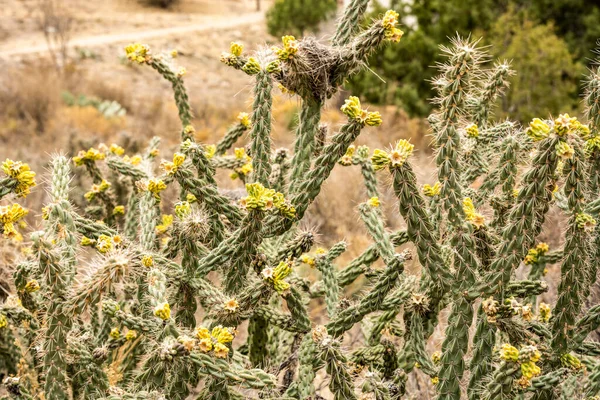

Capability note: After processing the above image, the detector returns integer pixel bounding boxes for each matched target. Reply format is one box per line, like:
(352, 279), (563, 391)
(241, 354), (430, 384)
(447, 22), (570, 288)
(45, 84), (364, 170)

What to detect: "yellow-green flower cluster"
(237, 112), (251, 129)
(24, 280), (40, 293)
(372, 140), (414, 171)
(240, 183), (294, 217)
(123, 155), (142, 166)
(339, 145), (356, 166)
(2, 159), (36, 197)
(538, 302), (551, 322)
(153, 302), (171, 320)
(273, 35), (298, 60)
(155, 214), (174, 235)
(230, 42), (243, 57)
(175, 201), (191, 219)
(109, 143), (125, 156)
(554, 113), (578, 136)
(341, 96), (382, 126)
(423, 182), (441, 197)
(73, 148), (106, 166)
(555, 141), (574, 160)
(145, 179), (167, 199)
(262, 261), (293, 294)
(96, 234), (122, 254)
(560, 353), (583, 371)
(499, 344), (519, 362)
(367, 197), (380, 207)
(382, 10), (404, 42)
(463, 197), (485, 228)
(125, 43), (151, 64)
(526, 118), (551, 141)
(242, 57), (261, 75)
(204, 144), (216, 159)
(524, 242), (549, 265)
(0, 314), (7, 329)
(518, 345), (542, 386)
(113, 205), (125, 216)
(195, 325), (236, 358)
(142, 255), (154, 267)
(160, 152), (186, 175)
(125, 330), (138, 341)
(576, 213), (596, 231)
(109, 327), (120, 339)
(0, 203), (28, 239)
(465, 123), (479, 138)
(84, 179), (111, 202)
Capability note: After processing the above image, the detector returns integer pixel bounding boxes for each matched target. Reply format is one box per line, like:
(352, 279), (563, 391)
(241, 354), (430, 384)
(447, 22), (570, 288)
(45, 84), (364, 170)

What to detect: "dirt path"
(0, 11), (264, 58)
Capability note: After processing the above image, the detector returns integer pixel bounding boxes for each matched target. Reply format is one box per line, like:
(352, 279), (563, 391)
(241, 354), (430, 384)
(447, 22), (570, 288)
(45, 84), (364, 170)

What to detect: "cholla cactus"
(2, 2), (600, 400)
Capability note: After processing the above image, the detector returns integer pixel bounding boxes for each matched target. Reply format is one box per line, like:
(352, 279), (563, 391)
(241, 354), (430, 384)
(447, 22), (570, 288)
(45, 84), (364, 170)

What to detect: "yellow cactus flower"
(389, 140), (414, 168)
(536, 242), (549, 254)
(0, 204), (28, 239)
(555, 141), (574, 160)
(382, 10), (404, 42)
(81, 236), (95, 246)
(560, 353), (583, 371)
(109, 144), (125, 156)
(142, 255), (154, 267)
(431, 376), (439, 385)
(273, 35), (298, 60)
(24, 280), (40, 293)
(155, 214), (174, 235)
(125, 43), (151, 64)
(113, 205), (125, 216)
(146, 179), (167, 198)
(198, 337), (213, 352)
(526, 118), (550, 141)
(213, 342), (230, 358)
(73, 148), (106, 166)
(2, 159), (36, 197)
(499, 344), (519, 362)
(576, 213), (596, 231)
(538, 303), (551, 322)
(465, 123), (479, 138)
(212, 326), (235, 344)
(423, 182), (441, 197)
(153, 302), (171, 321)
(300, 254), (315, 267)
(230, 42), (243, 57)
(368, 197), (380, 207)
(237, 112), (251, 128)
(0, 314), (7, 329)
(241, 183), (276, 211)
(195, 327), (211, 340)
(554, 113), (577, 136)
(125, 330), (138, 341)
(109, 327), (120, 339)
(186, 193), (197, 203)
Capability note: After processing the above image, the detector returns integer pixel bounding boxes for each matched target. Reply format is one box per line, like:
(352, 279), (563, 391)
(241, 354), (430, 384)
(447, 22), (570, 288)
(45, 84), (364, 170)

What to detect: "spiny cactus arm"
(216, 113), (251, 155)
(290, 97), (382, 220)
(74, 214), (117, 239)
(369, 279), (415, 345)
(249, 69), (273, 186)
(289, 101), (322, 193)
(506, 280), (549, 298)
(106, 156), (148, 181)
(125, 44), (193, 132)
(315, 252), (341, 318)
(476, 134), (520, 205)
(550, 140), (590, 355)
(528, 368), (569, 392)
(124, 183), (140, 239)
(358, 200), (394, 262)
(326, 253), (406, 337)
(406, 312), (437, 377)
(139, 191), (160, 250)
(175, 170), (243, 224)
(469, 61), (513, 127)
(189, 352), (277, 389)
(480, 360), (520, 400)
(573, 305), (600, 345)
(473, 135), (560, 299)
(334, 11), (403, 85)
(351, 344), (386, 365)
(290, 335), (319, 398)
(576, 340), (600, 356)
(315, 334), (358, 400)
(380, 145), (452, 290)
(252, 306), (306, 333)
(467, 308), (496, 399)
(67, 334), (109, 399)
(332, 0), (370, 46)
(209, 156), (247, 170)
(275, 230), (314, 262)
(270, 148), (290, 192)
(586, 362), (600, 397)
(283, 287), (311, 333)
(34, 236), (71, 400)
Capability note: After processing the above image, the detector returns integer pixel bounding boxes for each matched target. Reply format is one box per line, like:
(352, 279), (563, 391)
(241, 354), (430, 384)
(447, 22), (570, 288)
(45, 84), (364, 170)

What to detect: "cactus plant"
(1, 2), (600, 399)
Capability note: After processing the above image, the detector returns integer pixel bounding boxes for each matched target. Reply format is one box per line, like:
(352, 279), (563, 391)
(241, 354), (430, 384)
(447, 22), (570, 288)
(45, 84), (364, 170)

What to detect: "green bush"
(266, 0), (337, 37)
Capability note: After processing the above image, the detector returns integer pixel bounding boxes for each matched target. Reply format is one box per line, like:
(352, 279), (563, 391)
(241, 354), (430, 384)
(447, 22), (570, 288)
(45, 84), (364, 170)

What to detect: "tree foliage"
(266, 0), (338, 38)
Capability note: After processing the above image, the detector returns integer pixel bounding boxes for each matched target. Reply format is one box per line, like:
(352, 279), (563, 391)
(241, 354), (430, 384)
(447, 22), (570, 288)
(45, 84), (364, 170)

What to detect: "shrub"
(1, 1), (600, 399)
(266, 0), (338, 38)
